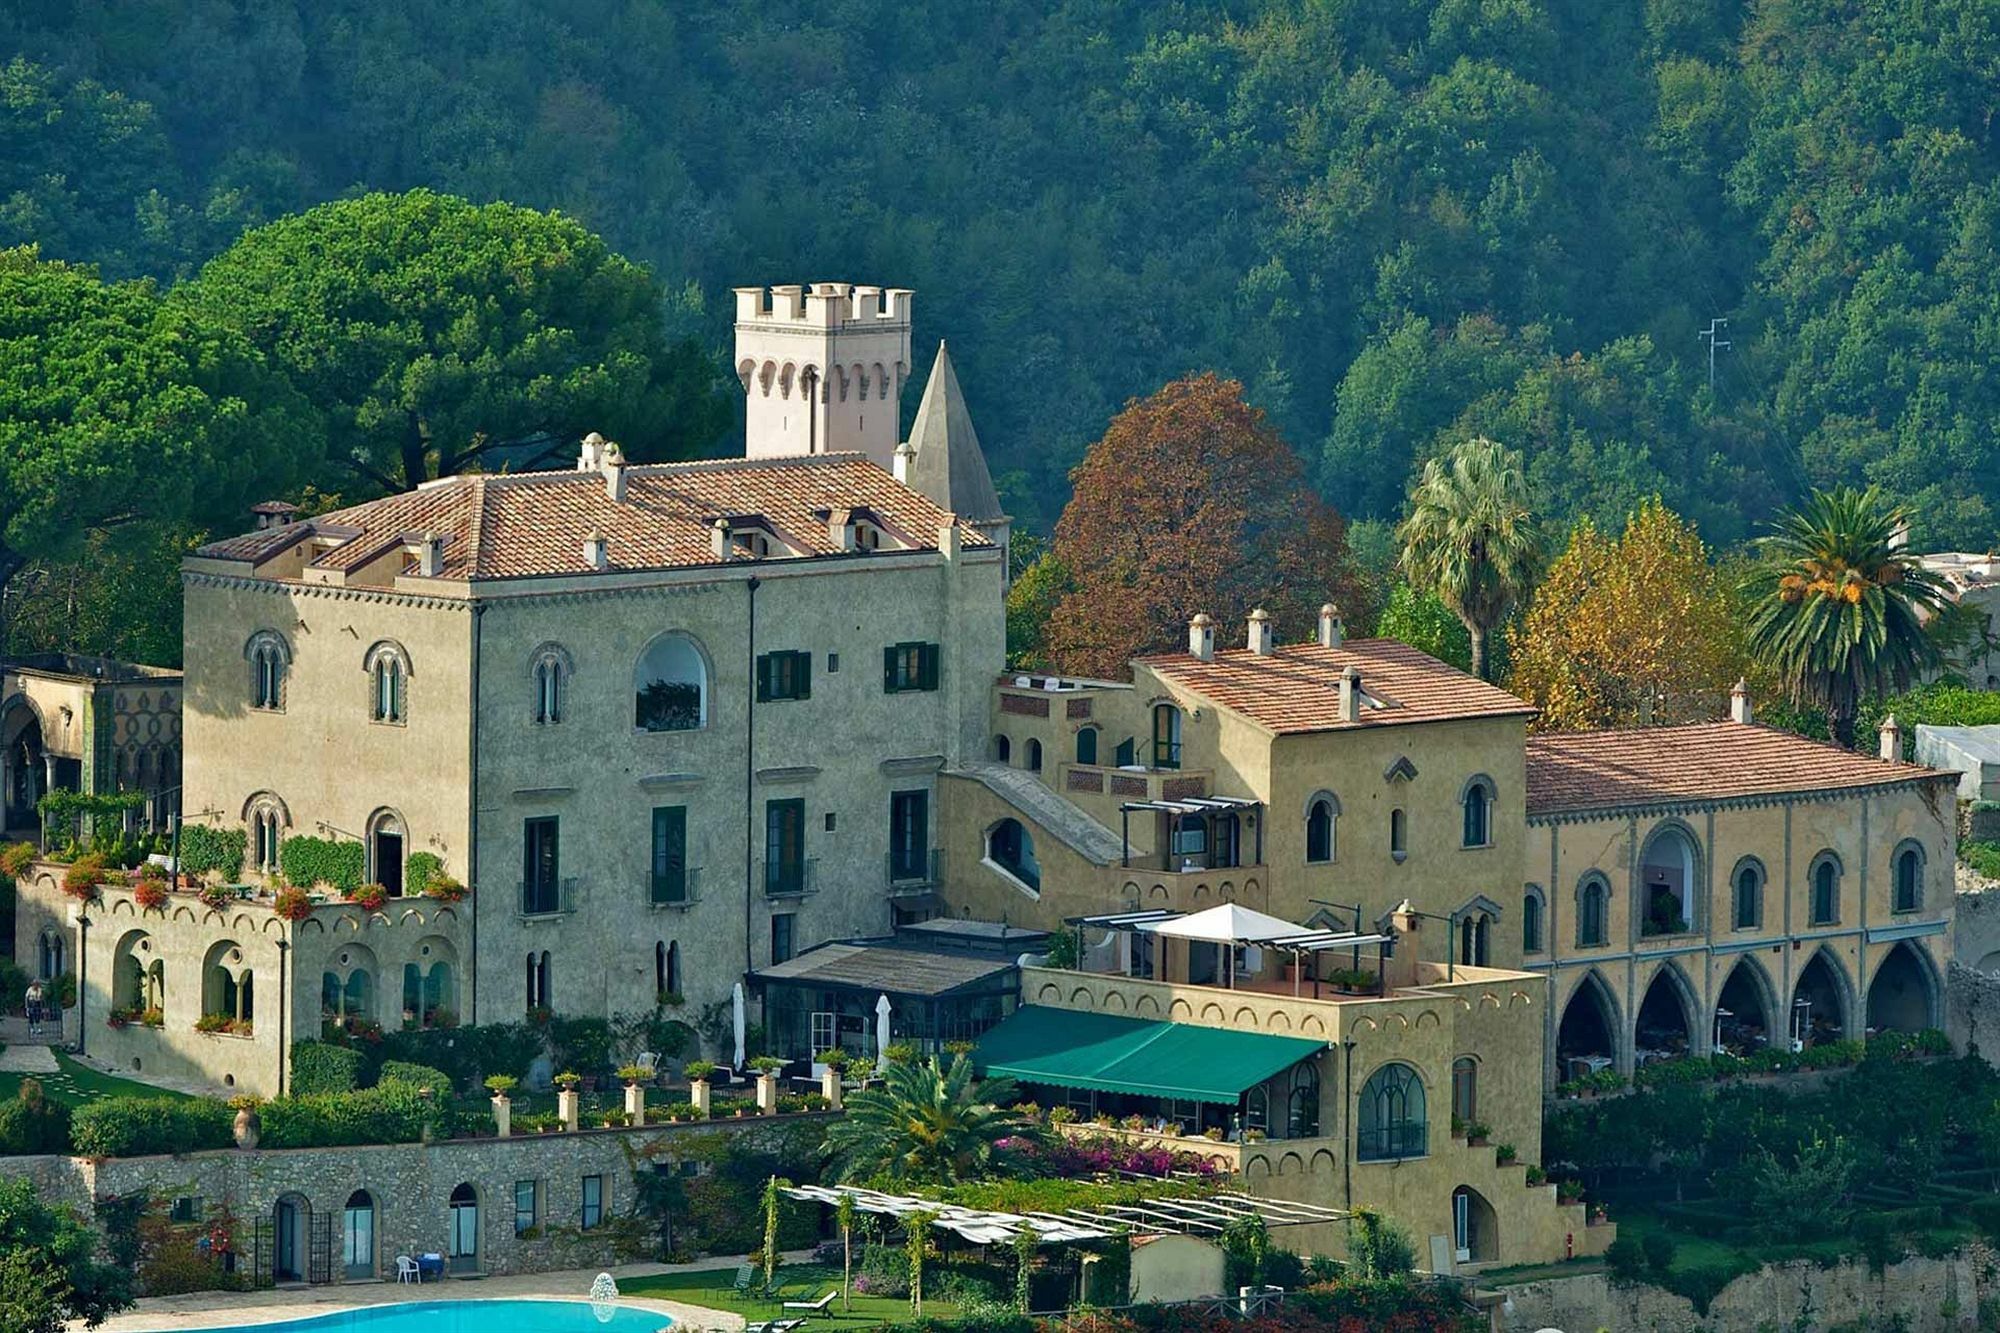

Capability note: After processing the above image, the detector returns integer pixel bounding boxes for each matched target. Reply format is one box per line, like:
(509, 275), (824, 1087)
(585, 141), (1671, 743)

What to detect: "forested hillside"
(4, 0), (1998, 547)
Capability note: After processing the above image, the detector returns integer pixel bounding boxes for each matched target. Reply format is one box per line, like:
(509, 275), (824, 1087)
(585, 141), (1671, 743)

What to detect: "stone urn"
(232, 1104), (261, 1151)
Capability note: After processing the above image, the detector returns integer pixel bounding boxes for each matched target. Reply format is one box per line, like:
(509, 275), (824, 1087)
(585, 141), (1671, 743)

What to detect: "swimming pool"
(138, 1299), (675, 1333)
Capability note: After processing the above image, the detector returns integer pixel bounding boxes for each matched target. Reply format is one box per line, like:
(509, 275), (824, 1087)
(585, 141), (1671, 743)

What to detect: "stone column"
(557, 1088), (580, 1132)
(690, 1079), (711, 1119)
(624, 1083), (647, 1126)
(492, 1095), (511, 1138)
(757, 1071), (779, 1115)
(820, 1067), (843, 1110)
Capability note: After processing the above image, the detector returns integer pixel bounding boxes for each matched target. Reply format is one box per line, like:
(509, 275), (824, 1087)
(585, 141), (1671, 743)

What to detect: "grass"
(0, 1047), (193, 1108)
(620, 1262), (958, 1326)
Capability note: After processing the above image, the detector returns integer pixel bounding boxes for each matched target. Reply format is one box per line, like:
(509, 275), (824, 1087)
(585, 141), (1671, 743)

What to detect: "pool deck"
(73, 1260), (749, 1333)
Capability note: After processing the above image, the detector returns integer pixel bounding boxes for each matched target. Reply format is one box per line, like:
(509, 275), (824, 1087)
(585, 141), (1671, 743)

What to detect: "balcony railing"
(518, 876), (577, 919)
(762, 856), (819, 900)
(650, 865), (703, 908)
(887, 847), (942, 894)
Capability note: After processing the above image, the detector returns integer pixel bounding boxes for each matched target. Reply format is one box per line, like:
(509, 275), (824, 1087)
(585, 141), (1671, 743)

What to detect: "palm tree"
(821, 1054), (1044, 1185)
(1397, 437), (1541, 681)
(1741, 486), (1950, 749)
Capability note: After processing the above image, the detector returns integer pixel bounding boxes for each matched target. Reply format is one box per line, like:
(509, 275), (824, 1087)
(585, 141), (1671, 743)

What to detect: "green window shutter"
(883, 646), (898, 692)
(920, 643), (941, 690)
(797, 651), (812, 700)
(755, 654), (771, 702)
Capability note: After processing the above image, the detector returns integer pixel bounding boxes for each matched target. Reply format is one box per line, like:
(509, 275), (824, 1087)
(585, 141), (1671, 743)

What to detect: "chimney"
(893, 439), (915, 484)
(1318, 603), (1345, 649)
(583, 531), (609, 571)
(1879, 713), (1903, 762)
(1338, 666), (1363, 722)
(1730, 678), (1752, 725)
(577, 431), (607, 472)
(1188, 614), (1215, 662)
(252, 500), (302, 531)
(415, 532), (443, 578)
(710, 520), (730, 561)
(938, 515), (961, 562)
(1247, 608), (1273, 655)
(1383, 899), (1421, 990)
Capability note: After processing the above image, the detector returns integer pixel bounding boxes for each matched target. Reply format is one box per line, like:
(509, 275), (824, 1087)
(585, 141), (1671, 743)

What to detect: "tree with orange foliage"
(1042, 374), (1362, 678)
(1509, 499), (1746, 731)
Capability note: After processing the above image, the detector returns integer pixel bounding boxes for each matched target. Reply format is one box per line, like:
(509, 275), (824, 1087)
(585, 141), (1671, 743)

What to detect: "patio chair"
(731, 1262), (754, 1294)
(396, 1255), (422, 1284)
(635, 1050), (659, 1076)
(782, 1291), (836, 1317)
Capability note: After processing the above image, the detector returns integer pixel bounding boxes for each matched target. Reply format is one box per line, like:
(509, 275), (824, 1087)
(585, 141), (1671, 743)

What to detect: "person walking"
(24, 978), (43, 1036)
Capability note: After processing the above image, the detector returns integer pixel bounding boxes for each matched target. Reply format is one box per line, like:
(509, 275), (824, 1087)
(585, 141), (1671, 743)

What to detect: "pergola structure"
(1119, 794), (1263, 870)
(780, 1183), (1347, 1245)
(1067, 905), (1393, 998)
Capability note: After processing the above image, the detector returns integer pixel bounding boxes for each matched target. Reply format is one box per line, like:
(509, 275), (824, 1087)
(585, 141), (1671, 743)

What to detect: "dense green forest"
(4, 0), (1999, 610)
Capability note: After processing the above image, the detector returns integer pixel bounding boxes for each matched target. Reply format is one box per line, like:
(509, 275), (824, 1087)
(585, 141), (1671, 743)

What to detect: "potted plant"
(684, 1060), (716, 1118)
(750, 1056), (786, 1114)
(486, 1074), (517, 1137)
(134, 874), (168, 911)
(1466, 1120), (1491, 1146)
(1048, 1105), (1077, 1126)
(1203, 1127), (1226, 1142)
(348, 882), (388, 912)
(1494, 1143), (1518, 1165)
(196, 1013), (230, 1034)
(272, 886), (314, 922)
(1121, 1114), (1147, 1132)
(198, 882), (232, 910)
(1525, 1164), (1547, 1186)
(61, 857), (105, 903)
(229, 1095), (262, 1150)
(139, 1005), (164, 1028)
(422, 874), (468, 903)
(554, 1071), (583, 1132)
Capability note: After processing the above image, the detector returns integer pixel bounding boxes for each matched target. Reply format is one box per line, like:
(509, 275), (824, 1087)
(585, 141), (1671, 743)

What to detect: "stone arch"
(1311, 1148), (1337, 1172)
(984, 818), (1040, 894)
(1728, 854), (1767, 930)
(528, 641), (574, 725)
(1638, 819), (1701, 936)
(1243, 1157), (1272, 1179)
(1792, 947), (1857, 1046)
(1300, 1014), (1327, 1035)
(635, 631), (712, 733)
(1807, 849), (1845, 925)
(1867, 941), (1941, 1033)
(1134, 993), (1162, 1017)
(1714, 955), (1779, 1054)
(1451, 1184), (1499, 1264)
(365, 807), (407, 897)
(1168, 998), (1193, 1020)
(1890, 838), (1928, 913)
(111, 929), (162, 1013)
(401, 934), (458, 1030)
(1414, 1009), (1442, 1029)
(1232, 1006), (1259, 1027)
(1034, 981), (1061, 1003)
(202, 940), (253, 1027)
(1556, 968), (1622, 1079)
(1459, 773), (1498, 848)
(1266, 1011), (1292, 1031)
(1634, 960), (1700, 1059)
(1199, 1001), (1225, 1023)
(1102, 990), (1128, 1013)
(1278, 1151), (1306, 1176)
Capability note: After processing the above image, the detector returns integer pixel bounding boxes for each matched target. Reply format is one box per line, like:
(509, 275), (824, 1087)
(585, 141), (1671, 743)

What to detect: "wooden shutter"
(919, 642), (941, 690)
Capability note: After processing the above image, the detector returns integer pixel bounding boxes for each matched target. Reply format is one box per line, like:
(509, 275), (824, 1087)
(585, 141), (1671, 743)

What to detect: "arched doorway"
(341, 1190), (375, 1280)
(1866, 942), (1939, 1035)
(368, 810), (406, 897)
(1638, 825), (1698, 937)
(1452, 1185), (1499, 1265)
(1791, 951), (1851, 1049)
(1714, 959), (1774, 1055)
(1634, 967), (1696, 1064)
(1556, 973), (1619, 1082)
(448, 1183), (479, 1273)
(272, 1192), (310, 1283)
(1, 697), (47, 832)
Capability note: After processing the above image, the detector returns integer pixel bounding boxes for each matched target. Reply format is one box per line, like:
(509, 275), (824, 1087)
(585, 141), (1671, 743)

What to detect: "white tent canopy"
(1137, 903), (1308, 944)
(781, 1184), (1347, 1245)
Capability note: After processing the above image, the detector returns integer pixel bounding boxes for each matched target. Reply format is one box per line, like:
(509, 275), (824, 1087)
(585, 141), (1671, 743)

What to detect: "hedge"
(290, 1041), (363, 1096)
(404, 851), (445, 894)
(0, 1081), (72, 1155)
(377, 1060), (456, 1095)
(71, 1096), (234, 1157)
(258, 1083), (439, 1149)
(278, 836), (366, 893)
(177, 824), (246, 880)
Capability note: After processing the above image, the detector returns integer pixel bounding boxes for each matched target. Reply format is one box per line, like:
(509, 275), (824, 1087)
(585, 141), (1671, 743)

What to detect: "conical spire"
(904, 341), (1006, 522)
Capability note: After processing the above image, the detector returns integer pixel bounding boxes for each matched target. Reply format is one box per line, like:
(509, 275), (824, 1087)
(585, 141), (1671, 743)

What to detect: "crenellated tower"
(733, 283), (913, 471)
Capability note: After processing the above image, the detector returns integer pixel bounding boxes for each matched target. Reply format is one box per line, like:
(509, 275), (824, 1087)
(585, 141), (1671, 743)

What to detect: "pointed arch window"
(1286, 1061), (1321, 1138)
(1732, 858), (1764, 930)
(1522, 888), (1544, 954)
(1893, 842), (1924, 914)
(530, 644), (572, 725)
(1810, 853), (1841, 925)
(1357, 1063), (1427, 1161)
(246, 631), (291, 712)
(1577, 875), (1609, 947)
(1306, 794), (1338, 864)
(1460, 776), (1495, 849)
(364, 641), (411, 725)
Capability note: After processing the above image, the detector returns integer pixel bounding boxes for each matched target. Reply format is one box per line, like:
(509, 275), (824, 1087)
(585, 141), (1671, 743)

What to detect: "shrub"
(197, 883), (231, 910)
(289, 1041), (363, 1096)
(377, 1061), (456, 1095)
(404, 851), (445, 895)
(347, 882), (388, 912)
(177, 824), (247, 879)
(61, 855), (107, 902)
(0, 841), (36, 878)
(0, 1078), (73, 1155)
(258, 1083), (438, 1149)
(547, 1015), (614, 1075)
(1641, 1230), (1676, 1274)
(0, 958), (25, 1013)
(71, 1097), (234, 1157)
(749, 1056), (786, 1073)
(422, 874), (467, 902)
(683, 1060), (716, 1081)
(271, 887), (314, 921)
(276, 835), (364, 893)
(133, 878), (168, 910)
(1604, 1236), (1647, 1283)
(484, 1074), (518, 1096)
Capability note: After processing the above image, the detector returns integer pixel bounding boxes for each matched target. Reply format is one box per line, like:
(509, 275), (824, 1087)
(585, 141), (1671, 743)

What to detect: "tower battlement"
(733, 281), (914, 471)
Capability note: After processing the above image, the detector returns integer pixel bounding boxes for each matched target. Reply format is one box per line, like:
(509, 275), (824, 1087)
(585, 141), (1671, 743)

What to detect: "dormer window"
(733, 529), (772, 559)
(854, 523), (882, 552)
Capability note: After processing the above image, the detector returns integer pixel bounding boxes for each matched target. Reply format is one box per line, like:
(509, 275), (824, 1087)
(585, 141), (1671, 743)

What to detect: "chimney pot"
(415, 532), (443, 578)
(578, 431), (607, 472)
(1189, 613), (1215, 662)
(1338, 665), (1364, 722)
(710, 520), (730, 561)
(1730, 677), (1752, 725)
(1879, 713), (1903, 762)
(893, 440), (915, 484)
(1318, 602), (1345, 648)
(938, 515), (961, 561)
(1247, 608), (1273, 655)
(583, 530), (608, 570)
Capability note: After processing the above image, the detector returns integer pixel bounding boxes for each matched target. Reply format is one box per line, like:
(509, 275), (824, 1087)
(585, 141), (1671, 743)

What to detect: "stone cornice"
(1526, 773), (1954, 827)
(182, 570), (472, 613)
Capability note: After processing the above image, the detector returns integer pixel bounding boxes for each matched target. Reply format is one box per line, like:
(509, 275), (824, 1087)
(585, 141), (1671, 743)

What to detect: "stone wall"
(3, 1112), (832, 1283)
(1497, 1246), (1999, 1333)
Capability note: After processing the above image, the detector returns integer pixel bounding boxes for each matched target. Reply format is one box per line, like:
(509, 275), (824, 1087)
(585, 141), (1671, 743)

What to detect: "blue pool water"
(141, 1300), (675, 1333)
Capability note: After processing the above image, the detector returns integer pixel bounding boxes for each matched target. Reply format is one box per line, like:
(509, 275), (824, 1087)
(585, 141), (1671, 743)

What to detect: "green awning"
(973, 1005), (1326, 1105)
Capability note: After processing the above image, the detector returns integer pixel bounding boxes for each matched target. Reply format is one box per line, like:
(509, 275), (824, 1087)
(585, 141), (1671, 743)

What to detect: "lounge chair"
(781, 1291), (836, 1316)
(731, 1261), (755, 1293)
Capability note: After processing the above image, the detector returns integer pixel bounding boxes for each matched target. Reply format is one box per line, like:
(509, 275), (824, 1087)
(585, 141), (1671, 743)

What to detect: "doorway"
(448, 1183), (479, 1273)
(273, 1194), (309, 1283)
(373, 824), (404, 897)
(341, 1190), (375, 1280)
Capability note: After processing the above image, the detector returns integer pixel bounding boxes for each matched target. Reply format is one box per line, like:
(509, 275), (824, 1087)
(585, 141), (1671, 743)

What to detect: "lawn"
(0, 1047), (193, 1108)
(620, 1262), (958, 1326)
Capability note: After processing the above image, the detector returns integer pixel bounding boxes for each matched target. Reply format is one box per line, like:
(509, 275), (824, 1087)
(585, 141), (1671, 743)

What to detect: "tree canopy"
(0, 1175), (131, 1333)
(1043, 374), (1362, 679)
(180, 190), (729, 493)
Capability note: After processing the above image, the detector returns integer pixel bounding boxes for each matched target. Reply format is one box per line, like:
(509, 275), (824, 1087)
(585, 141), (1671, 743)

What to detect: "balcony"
(1060, 764), (1214, 805)
(518, 876), (577, 919)
(887, 847), (942, 896)
(762, 856), (819, 900)
(649, 866), (703, 909)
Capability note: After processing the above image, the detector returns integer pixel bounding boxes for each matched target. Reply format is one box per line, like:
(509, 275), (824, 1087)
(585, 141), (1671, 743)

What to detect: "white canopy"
(1138, 903), (1308, 944)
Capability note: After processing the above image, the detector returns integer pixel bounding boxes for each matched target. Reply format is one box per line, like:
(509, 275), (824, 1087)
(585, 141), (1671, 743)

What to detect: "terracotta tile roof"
(1138, 639), (1535, 734)
(194, 454), (988, 583)
(1526, 722), (1948, 817)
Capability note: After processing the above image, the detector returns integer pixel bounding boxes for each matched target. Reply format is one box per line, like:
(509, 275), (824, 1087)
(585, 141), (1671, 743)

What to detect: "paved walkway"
(77, 1258), (773, 1333)
(0, 1016), (57, 1071)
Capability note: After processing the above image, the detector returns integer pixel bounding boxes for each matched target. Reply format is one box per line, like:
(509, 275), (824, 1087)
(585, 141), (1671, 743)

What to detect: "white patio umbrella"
(875, 993), (893, 1059)
(1138, 903), (1310, 989)
(731, 981), (747, 1069)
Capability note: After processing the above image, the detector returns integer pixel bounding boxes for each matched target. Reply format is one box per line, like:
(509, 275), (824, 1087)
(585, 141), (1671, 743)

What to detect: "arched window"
(1243, 1084), (1268, 1133)
(202, 941), (253, 1031)
(1286, 1062), (1321, 1138)
(1075, 728), (1099, 766)
(1810, 853), (1841, 925)
(1390, 808), (1408, 862)
(246, 631), (290, 712)
(1152, 704), (1183, 770)
(1893, 842), (1924, 913)
(245, 793), (288, 875)
(1732, 858), (1764, 930)
(656, 940), (681, 1001)
(1357, 1063), (1427, 1161)
(1026, 738), (1044, 773)
(987, 819), (1041, 892)
(994, 735), (1012, 764)
(1458, 913), (1490, 967)
(526, 950), (551, 1013)
(1577, 876), (1609, 947)
(530, 644), (571, 725)
(1522, 888), (1544, 954)
(1450, 1056), (1477, 1128)
(363, 641), (411, 724)
(635, 634), (708, 732)
(1305, 794), (1338, 864)
(1461, 777), (1495, 849)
